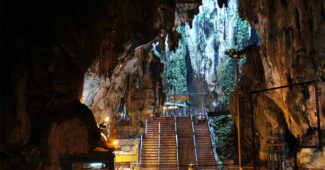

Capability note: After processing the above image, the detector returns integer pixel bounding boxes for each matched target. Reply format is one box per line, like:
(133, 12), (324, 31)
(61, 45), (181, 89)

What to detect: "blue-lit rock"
(167, 0), (252, 110)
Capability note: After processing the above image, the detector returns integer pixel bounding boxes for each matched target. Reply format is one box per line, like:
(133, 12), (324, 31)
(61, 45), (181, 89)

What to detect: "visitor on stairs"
(201, 112), (206, 123)
(196, 112), (206, 124)
(196, 113), (201, 124)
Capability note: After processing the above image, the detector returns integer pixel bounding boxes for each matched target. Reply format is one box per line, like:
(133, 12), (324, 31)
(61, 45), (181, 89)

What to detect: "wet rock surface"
(83, 41), (165, 138)
(235, 0), (325, 166)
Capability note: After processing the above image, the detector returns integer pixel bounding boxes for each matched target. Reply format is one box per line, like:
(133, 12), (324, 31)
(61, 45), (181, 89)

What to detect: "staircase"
(141, 119), (159, 169)
(140, 116), (217, 170)
(159, 117), (178, 170)
(141, 117), (178, 170)
(195, 121), (217, 170)
(177, 117), (196, 170)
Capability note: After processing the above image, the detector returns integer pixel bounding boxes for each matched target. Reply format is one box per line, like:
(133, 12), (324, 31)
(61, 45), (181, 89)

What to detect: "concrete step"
(141, 157), (158, 159)
(142, 161), (158, 164)
(160, 151), (177, 154)
(142, 159), (158, 161)
(160, 158), (178, 161)
(157, 138), (176, 141)
(143, 137), (158, 140)
(142, 149), (158, 151)
(142, 144), (158, 147)
(142, 150), (158, 152)
(141, 157), (158, 160)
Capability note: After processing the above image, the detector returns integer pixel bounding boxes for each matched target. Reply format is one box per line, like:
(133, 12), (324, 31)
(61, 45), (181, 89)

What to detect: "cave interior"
(1, 0), (325, 169)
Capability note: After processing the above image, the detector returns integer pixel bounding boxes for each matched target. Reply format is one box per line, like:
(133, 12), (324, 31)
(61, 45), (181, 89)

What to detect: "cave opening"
(80, 0), (256, 168)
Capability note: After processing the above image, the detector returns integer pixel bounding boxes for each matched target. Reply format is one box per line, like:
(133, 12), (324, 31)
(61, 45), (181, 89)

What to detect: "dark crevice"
(295, 9), (301, 30)
(284, 28), (291, 50)
(321, 4), (325, 21)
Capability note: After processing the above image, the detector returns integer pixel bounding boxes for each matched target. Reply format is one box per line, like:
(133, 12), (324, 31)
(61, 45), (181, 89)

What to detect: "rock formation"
(1, 0), (324, 169)
(83, 40), (165, 137)
(169, 0), (252, 111)
(165, 0), (253, 161)
(1, 0), (177, 169)
(235, 0), (325, 167)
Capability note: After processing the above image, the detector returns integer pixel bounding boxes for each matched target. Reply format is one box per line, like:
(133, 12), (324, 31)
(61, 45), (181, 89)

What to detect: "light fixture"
(225, 48), (245, 59)
(225, 47), (246, 170)
(104, 116), (110, 122)
(112, 139), (118, 146)
(163, 106), (178, 110)
(168, 106), (178, 109)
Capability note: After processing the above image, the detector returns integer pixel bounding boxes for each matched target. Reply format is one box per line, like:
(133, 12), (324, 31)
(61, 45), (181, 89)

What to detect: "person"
(197, 112), (202, 124)
(99, 123), (108, 136)
(201, 112), (206, 123)
(94, 124), (110, 152)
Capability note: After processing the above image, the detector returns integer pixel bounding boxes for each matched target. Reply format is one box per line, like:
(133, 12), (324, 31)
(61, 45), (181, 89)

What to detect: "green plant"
(210, 114), (235, 161)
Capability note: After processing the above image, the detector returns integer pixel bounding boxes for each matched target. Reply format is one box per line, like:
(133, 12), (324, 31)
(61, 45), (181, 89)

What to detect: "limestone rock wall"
(83, 41), (165, 137)
(175, 1), (201, 27)
(235, 0), (325, 166)
(172, 0), (252, 112)
(81, 0), (177, 138)
(1, 0), (175, 169)
(47, 102), (100, 169)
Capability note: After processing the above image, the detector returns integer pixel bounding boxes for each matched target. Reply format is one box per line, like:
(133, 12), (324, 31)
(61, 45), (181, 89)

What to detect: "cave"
(1, 0), (325, 169)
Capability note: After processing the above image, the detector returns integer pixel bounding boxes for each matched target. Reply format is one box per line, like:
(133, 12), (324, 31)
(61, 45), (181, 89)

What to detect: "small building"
(113, 139), (140, 170)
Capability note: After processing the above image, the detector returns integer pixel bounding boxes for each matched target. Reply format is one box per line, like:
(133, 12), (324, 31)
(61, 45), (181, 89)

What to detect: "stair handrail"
(190, 113), (198, 165)
(158, 122), (161, 167)
(174, 115), (180, 170)
(139, 134), (143, 164)
(145, 119), (148, 135)
(205, 112), (219, 163)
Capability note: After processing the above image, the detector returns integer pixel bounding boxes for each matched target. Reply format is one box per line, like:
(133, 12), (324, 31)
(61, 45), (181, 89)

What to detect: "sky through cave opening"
(164, 0), (257, 162)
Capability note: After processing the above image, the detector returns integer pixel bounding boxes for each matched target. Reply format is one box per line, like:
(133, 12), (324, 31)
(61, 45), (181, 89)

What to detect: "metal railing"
(249, 80), (322, 169)
(174, 115), (180, 170)
(139, 135), (143, 164)
(190, 114), (198, 164)
(158, 122), (161, 166)
(145, 119), (148, 135)
(206, 112), (219, 163)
